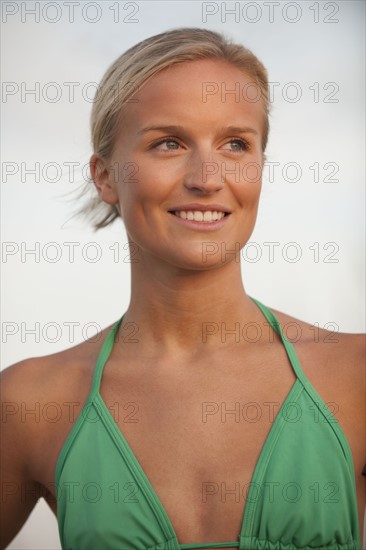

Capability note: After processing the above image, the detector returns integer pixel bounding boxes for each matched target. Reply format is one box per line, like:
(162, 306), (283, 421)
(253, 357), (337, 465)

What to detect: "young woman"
(1, 28), (364, 550)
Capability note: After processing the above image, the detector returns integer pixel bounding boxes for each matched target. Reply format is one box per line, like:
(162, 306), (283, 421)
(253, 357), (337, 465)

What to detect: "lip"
(168, 203), (232, 213)
(168, 211), (230, 231)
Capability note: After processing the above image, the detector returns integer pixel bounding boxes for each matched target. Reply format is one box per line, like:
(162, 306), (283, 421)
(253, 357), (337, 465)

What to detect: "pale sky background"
(1, 1), (365, 548)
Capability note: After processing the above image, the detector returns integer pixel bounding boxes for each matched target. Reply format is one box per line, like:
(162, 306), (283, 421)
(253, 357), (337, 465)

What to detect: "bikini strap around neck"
(89, 298), (307, 399)
(89, 314), (126, 399)
(249, 295), (308, 387)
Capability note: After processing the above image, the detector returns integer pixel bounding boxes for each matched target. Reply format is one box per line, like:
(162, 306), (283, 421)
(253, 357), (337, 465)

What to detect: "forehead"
(121, 58), (264, 131)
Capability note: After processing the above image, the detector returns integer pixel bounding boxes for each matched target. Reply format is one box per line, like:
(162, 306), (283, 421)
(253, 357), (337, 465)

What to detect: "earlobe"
(90, 153), (119, 206)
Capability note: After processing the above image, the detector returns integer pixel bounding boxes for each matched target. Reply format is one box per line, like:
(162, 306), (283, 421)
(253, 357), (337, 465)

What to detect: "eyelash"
(227, 139), (249, 152)
(151, 137), (249, 153)
(151, 137), (181, 150)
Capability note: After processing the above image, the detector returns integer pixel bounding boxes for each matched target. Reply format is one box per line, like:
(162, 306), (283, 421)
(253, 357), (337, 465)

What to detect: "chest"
(91, 354), (297, 544)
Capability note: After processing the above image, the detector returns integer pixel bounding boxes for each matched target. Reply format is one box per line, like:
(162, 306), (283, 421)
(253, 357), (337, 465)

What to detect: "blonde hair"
(78, 27), (270, 230)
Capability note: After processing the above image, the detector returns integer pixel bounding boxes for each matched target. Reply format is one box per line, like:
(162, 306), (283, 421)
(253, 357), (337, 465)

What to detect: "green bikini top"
(55, 296), (361, 549)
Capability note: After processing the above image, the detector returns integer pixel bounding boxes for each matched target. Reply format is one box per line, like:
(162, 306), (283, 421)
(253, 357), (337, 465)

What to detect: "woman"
(1, 28), (364, 550)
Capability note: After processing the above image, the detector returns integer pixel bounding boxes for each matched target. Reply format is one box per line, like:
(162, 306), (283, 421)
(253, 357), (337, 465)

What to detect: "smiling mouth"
(168, 210), (230, 223)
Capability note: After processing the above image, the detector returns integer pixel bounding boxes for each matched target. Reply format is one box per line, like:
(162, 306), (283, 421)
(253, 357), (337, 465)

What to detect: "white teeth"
(174, 210), (226, 222)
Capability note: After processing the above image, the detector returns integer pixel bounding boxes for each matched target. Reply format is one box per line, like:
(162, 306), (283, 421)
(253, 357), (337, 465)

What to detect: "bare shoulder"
(269, 304), (365, 391)
(1, 322), (115, 478)
(1, 322), (114, 406)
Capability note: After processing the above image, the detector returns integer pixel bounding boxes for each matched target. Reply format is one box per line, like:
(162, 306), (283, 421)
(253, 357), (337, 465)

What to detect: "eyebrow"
(136, 125), (258, 136)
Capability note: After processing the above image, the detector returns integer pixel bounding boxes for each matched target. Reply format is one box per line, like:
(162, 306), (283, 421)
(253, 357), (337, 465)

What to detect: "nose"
(183, 147), (225, 193)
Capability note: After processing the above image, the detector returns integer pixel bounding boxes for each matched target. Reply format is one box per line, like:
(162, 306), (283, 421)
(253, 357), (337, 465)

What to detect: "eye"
(223, 139), (249, 153)
(151, 138), (182, 151)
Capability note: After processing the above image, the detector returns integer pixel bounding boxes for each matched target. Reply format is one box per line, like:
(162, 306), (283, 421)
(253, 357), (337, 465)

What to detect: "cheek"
(117, 171), (161, 230)
(232, 167), (262, 208)
(243, 160), (263, 188)
(121, 161), (175, 209)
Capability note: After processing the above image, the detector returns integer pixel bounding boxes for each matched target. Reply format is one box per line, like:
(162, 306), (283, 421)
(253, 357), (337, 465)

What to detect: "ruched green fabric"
(55, 296), (361, 549)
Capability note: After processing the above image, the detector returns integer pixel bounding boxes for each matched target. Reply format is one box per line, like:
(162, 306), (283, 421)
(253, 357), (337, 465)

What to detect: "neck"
(116, 254), (263, 358)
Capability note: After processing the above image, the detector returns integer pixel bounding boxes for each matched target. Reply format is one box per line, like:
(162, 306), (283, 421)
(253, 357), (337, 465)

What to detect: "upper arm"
(0, 360), (44, 549)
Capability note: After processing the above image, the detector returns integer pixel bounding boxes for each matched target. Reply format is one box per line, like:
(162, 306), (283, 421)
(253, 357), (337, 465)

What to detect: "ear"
(90, 153), (119, 206)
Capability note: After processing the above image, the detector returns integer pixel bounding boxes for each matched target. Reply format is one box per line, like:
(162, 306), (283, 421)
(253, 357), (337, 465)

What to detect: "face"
(93, 58), (265, 270)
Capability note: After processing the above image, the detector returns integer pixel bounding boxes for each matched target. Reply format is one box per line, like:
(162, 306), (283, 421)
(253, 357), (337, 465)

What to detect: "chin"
(130, 237), (244, 271)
